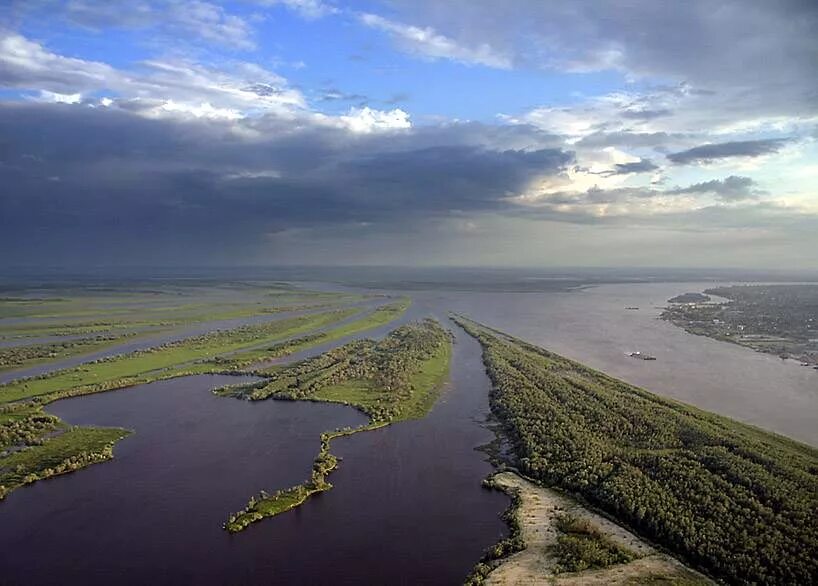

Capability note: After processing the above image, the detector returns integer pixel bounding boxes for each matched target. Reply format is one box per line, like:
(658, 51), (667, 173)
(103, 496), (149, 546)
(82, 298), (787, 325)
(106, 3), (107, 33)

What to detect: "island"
(667, 292), (711, 304)
(218, 318), (452, 532)
(662, 284), (818, 366)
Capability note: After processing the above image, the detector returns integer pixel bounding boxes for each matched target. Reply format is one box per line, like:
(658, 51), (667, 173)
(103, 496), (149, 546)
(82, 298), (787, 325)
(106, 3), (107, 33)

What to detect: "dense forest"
(456, 317), (818, 585)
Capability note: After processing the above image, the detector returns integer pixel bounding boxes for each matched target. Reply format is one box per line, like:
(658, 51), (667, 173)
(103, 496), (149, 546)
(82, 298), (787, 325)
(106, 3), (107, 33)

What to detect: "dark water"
(0, 323), (507, 584)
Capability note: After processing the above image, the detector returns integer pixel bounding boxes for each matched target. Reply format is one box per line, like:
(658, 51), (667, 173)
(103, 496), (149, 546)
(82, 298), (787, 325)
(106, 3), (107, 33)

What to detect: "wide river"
(1, 281), (816, 584)
(408, 282), (817, 446)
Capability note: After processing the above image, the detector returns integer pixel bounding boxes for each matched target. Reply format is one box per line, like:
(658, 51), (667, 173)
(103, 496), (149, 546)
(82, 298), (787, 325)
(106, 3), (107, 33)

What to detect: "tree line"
(456, 317), (818, 585)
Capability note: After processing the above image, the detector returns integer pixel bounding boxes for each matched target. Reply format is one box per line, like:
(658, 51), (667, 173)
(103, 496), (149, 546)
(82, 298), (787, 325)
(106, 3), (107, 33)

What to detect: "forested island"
(667, 292), (711, 304)
(455, 316), (818, 585)
(662, 284), (818, 366)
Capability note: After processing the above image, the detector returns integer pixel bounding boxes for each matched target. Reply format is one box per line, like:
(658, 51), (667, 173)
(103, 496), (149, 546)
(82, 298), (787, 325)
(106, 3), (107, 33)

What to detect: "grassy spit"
(223, 319), (451, 532)
(0, 290), (383, 499)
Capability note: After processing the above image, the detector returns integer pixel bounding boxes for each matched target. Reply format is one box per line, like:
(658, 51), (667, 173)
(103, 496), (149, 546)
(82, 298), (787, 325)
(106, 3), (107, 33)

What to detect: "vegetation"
(224, 426), (367, 532)
(0, 404), (60, 450)
(0, 308), (359, 405)
(202, 299), (411, 372)
(0, 426), (130, 499)
(662, 284), (818, 365)
(551, 513), (636, 573)
(223, 319), (452, 532)
(0, 333), (135, 373)
(455, 316), (818, 585)
(227, 318), (451, 421)
(0, 285), (364, 500)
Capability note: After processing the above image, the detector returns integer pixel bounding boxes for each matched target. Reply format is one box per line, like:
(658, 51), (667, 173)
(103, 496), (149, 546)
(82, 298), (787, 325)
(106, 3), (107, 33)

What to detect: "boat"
(628, 351), (657, 361)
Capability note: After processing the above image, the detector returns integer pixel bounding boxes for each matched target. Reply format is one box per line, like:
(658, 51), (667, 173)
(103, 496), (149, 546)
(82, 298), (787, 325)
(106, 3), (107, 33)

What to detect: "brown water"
(411, 282), (818, 446)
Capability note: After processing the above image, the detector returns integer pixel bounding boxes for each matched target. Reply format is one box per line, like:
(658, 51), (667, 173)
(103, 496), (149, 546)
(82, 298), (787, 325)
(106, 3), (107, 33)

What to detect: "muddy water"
(411, 282), (818, 446)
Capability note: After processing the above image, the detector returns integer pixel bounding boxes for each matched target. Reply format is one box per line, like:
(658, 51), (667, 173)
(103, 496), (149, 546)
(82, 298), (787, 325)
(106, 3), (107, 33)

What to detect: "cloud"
(669, 176), (763, 201)
(611, 159), (659, 175)
(0, 33), (305, 118)
(317, 88), (369, 103)
(667, 138), (789, 164)
(621, 108), (673, 120)
(255, 0), (339, 19)
(576, 131), (678, 149)
(0, 32), (118, 95)
(59, 0), (257, 50)
(336, 106), (411, 133)
(0, 102), (572, 264)
(383, 1), (818, 115)
(358, 13), (512, 68)
(167, 1), (256, 50)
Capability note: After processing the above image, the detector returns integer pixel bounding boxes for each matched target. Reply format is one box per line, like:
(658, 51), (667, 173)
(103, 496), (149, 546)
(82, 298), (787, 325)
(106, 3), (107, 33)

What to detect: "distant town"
(662, 284), (818, 367)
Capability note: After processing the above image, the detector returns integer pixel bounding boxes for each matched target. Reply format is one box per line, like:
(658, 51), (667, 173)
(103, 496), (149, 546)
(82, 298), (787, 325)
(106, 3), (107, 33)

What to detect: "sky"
(1, 0), (817, 269)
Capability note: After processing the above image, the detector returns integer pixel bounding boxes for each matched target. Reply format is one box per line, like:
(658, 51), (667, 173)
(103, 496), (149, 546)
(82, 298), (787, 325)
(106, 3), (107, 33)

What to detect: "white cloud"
(0, 33), (306, 119)
(168, 1), (256, 50)
(337, 106), (412, 133)
(358, 13), (511, 69)
(0, 32), (118, 95)
(34, 90), (83, 104)
(256, 0), (339, 19)
(60, 0), (256, 50)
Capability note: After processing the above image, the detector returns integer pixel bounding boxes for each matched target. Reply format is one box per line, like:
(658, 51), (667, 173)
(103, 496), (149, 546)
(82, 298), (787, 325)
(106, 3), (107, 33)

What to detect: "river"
(1, 281), (815, 584)
(0, 320), (507, 585)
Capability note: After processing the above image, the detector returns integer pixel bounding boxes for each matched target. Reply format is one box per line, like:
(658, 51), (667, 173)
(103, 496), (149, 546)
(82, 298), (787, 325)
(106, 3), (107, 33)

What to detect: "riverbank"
(474, 471), (709, 585)
(456, 315), (818, 585)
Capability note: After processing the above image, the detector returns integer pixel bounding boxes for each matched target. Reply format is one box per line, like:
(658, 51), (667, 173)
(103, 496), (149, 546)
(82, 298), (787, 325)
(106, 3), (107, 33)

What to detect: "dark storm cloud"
(670, 176), (762, 201)
(0, 102), (573, 264)
(612, 159), (659, 175)
(586, 158), (659, 178)
(667, 139), (789, 165)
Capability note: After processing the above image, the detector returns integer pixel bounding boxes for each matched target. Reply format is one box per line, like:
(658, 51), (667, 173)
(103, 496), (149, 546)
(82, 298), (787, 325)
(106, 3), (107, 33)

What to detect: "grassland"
(199, 298), (411, 372)
(455, 315), (818, 585)
(0, 334), (136, 374)
(223, 320), (452, 532)
(0, 284), (378, 500)
(0, 426), (130, 499)
(0, 308), (359, 405)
